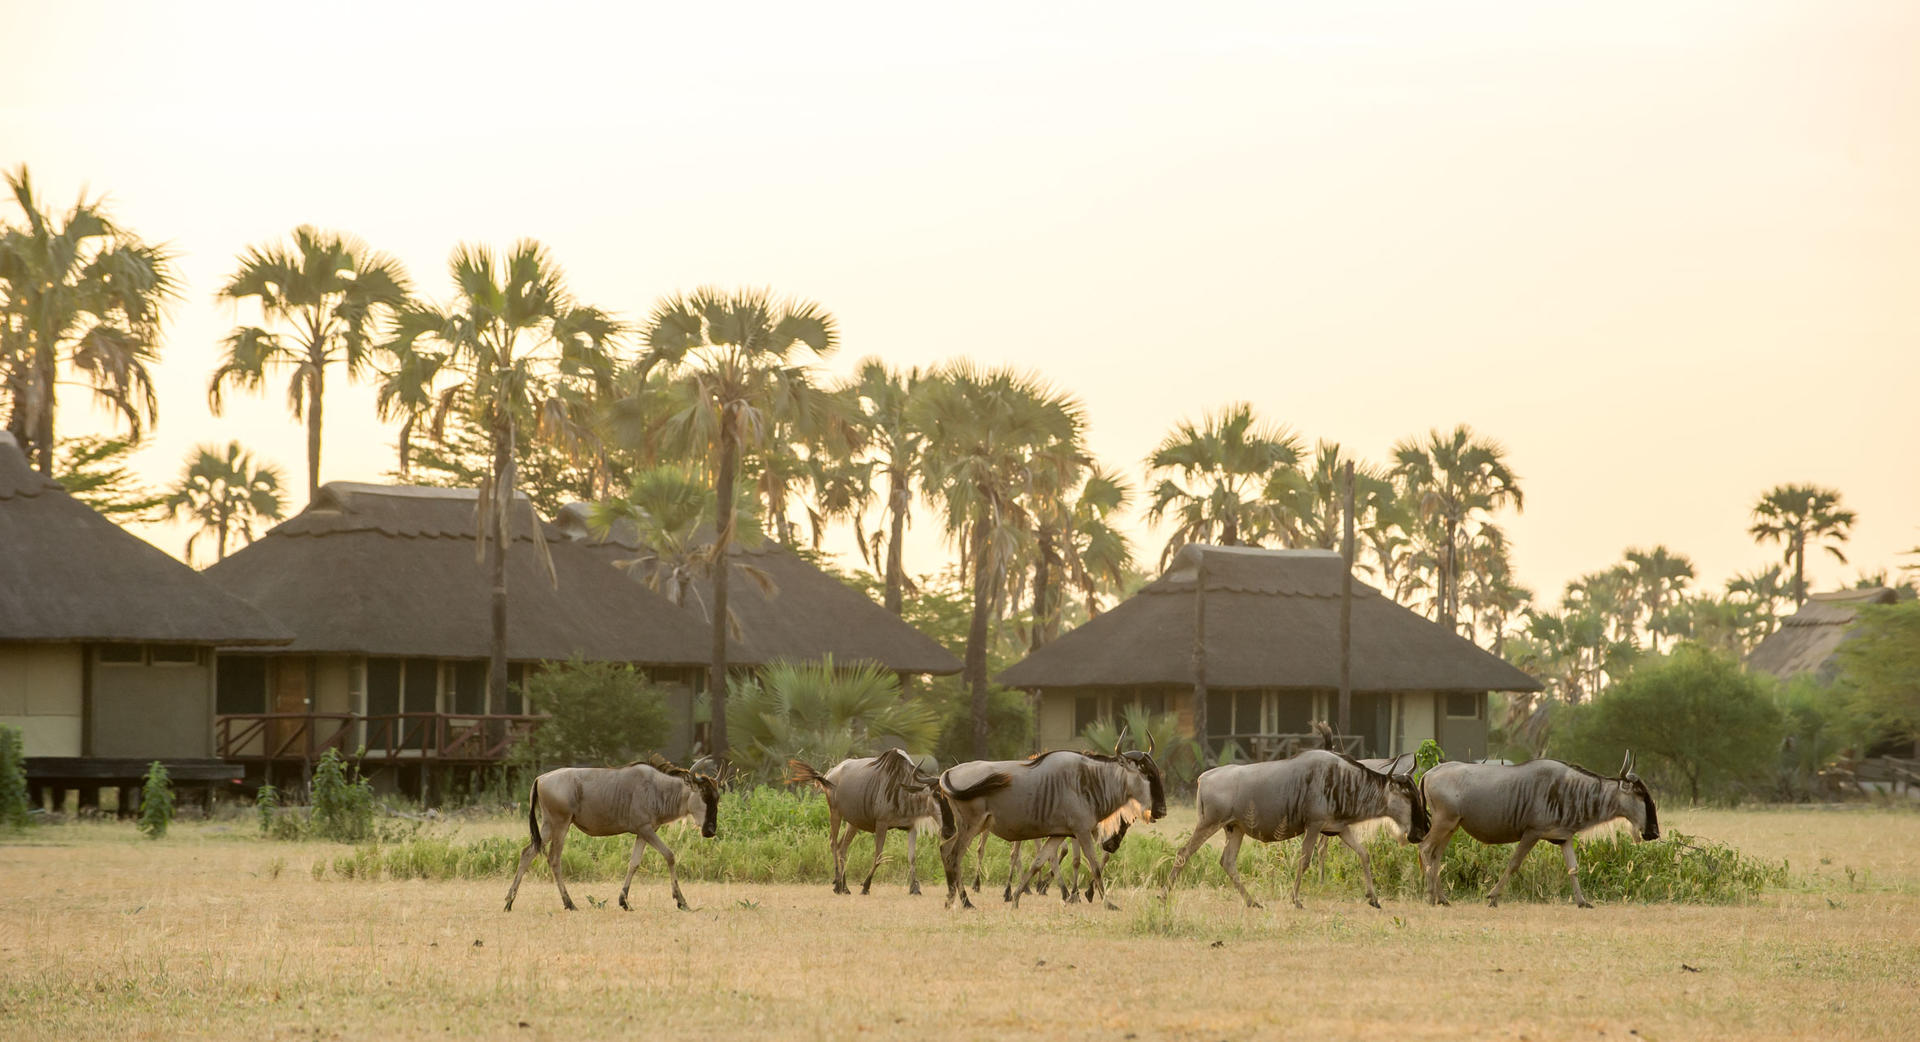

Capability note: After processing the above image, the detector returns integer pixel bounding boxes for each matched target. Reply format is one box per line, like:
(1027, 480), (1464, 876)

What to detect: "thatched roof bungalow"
(552, 504), (963, 678)
(998, 544), (1541, 760)
(0, 433), (289, 764)
(1747, 587), (1898, 683)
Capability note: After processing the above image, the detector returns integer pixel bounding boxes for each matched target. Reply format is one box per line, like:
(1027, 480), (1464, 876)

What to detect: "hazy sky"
(5, 1), (1916, 605)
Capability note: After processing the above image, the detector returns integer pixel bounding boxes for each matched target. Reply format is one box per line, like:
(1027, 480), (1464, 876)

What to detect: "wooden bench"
(25, 758), (246, 818)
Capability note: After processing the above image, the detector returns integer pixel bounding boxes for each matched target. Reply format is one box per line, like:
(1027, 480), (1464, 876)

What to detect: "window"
(1138, 692), (1166, 717)
(403, 658), (439, 714)
(1446, 693), (1483, 719)
(1235, 691), (1263, 736)
(150, 645), (201, 666)
(503, 663), (526, 715)
(1205, 692), (1232, 738)
(216, 656), (269, 714)
(96, 644), (143, 665)
(1073, 696), (1101, 737)
(366, 659), (402, 717)
(452, 661), (487, 715)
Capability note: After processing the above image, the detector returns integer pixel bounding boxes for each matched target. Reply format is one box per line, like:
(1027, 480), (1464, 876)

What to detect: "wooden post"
(1338, 461), (1355, 742)
(1191, 549), (1209, 756)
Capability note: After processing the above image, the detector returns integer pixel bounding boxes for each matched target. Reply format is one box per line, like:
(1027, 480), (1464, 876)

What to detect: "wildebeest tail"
(1313, 720), (1335, 749)
(786, 759), (833, 792)
(933, 788), (955, 839)
(940, 769), (1013, 802)
(527, 778), (542, 850)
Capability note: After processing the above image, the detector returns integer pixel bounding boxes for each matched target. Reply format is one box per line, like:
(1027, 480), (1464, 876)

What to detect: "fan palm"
(1389, 425), (1524, 632)
(586, 463), (775, 634)
(844, 360), (929, 614)
(914, 364), (1081, 758)
(162, 441), (286, 564)
(0, 165), (176, 474)
(643, 287), (838, 760)
(1144, 403), (1300, 567)
(1749, 484), (1855, 608)
(209, 227), (410, 502)
(1264, 441), (1397, 551)
(725, 656), (940, 783)
(1624, 545), (1695, 652)
(383, 241), (620, 712)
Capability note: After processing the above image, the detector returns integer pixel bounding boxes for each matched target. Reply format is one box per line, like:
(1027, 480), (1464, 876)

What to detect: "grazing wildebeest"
(503, 757), (719, 913)
(939, 741), (1166, 911)
(1419, 751), (1658, 909)
(787, 748), (954, 896)
(1162, 742), (1429, 909)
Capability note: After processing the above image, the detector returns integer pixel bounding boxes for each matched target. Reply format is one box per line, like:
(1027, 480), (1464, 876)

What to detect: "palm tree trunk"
(966, 519), (993, 760)
(31, 356), (54, 476)
(1029, 528), (1052, 653)
(396, 415), (414, 479)
(487, 410), (514, 719)
(1791, 529), (1807, 608)
(306, 365), (324, 504)
(884, 477), (907, 615)
(708, 432), (738, 760)
(1442, 516), (1459, 631)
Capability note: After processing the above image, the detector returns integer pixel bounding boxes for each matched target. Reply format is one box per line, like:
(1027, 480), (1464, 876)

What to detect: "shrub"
(727, 656), (941, 782)
(1552, 644), (1783, 803)
(0, 725), (29, 829)
(518, 657), (672, 769)
(1834, 600), (1920, 749)
(137, 761), (174, 839)
(255, 783), (279, 834)
(310, 749), (374, 842)
(930, 681), (1033, 767)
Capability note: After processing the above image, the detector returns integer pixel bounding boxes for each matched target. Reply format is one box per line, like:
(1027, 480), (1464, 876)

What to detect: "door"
(272, 657), (311, 756)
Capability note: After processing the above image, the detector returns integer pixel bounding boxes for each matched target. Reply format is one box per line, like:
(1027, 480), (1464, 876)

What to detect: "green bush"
(1553, 644), (1783, 803)
(1834, 600), (1920, 749)
(0, 724), (29, 829)
(255, 782), (279, 834)
(727, 656), (941, 783)
(137, 761), (174, 839)
(518, 657), (672, 769)
(311, 749), (374, 842)
(930, 681), (1033, 767)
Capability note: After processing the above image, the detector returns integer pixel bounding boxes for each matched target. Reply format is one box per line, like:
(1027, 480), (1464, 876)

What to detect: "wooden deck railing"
(215, 713), (541, 764)
(1209, 731), (1365, 761)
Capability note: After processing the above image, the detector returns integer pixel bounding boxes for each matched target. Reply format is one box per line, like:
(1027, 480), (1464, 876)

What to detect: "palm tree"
(843, 360), (928, 615)
(586, 463), (775, 631)
(0, 165), (176, 474)
(209, 227), (411, 502)
(163, 442), (286, 564)
(914, 364), (1081, 758)
(1061, 465), (1137, 622)
(1389, 425), (1524, 633)
(1264, 441), (1396, 551)
(371, 338), (456, 478)
(1144, 403), (1301, 568)
(1624, 545), (1695, 653)
(643, 287), (838, 761)
(1726, 565), (1791, 644)
(1749, 484), (1856, 608)
(384, 241), (620, 714)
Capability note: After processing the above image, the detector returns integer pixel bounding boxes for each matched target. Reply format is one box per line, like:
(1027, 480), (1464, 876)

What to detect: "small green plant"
(0, 724), (30, 829)
(311, 749), (375, 842)
(137, 761), (175, 839)
(255, 783), (279, 834)
(1414, 739), (1444, 779)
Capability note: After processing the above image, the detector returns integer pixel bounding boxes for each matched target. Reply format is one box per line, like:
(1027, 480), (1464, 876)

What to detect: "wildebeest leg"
(828, 808), (852, 895)
(1071, 829), (1119, 911)
(1334, 828), (1381, 908)
(1220, 827), (1262, 909)
(941, 822), (981, 910)
(971, 832), (988, 893)
(617, 834), (649, 911)
(1418, 815), (1460, 906)
(906, 826), (922, 895)
(1007, 839), (1050, 909)
(547, 823), (577, 911)
(861, 827), (888, 895)
(1560, 840), (1593, 909)
(1161, 819), (1225, 903)
(637, 826), (690, 911)
(1486, 835), (1539, 908)
(504, 821), (544, 912)
(1003, 840), (1022, 902)
(1289, 827), (1320, 909)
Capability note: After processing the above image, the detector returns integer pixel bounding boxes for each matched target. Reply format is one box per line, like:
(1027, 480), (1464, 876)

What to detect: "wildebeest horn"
(1114, 727), (1128, 757)
(1620, 750), (1633, 777)
(1146, 731), (1156, 758)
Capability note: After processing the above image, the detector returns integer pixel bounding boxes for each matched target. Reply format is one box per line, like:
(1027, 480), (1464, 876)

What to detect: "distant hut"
(1747, 586), (1898, 684)
(206, 483), (719, 787)
(998, 544), (1540, 760)
(552, 504), (963, 680)
(0, 433), (289, 810)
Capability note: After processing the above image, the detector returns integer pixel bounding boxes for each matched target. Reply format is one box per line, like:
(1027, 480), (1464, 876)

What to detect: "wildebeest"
(1163, 740), (1429, 909)
(503, 757), (719, 912)
(1418, 751), (1658, 908)
(1307, 751), (1412, 878)
(940, 741), (1166, 910)
(787, 748), (954, 896)
(970, 822), (1129, 903)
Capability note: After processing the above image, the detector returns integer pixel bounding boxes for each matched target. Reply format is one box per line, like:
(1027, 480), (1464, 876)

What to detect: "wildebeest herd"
(502, 724), (1661, 915)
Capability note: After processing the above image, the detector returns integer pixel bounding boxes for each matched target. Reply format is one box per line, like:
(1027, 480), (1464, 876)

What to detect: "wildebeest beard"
(698, 776), (719, 838)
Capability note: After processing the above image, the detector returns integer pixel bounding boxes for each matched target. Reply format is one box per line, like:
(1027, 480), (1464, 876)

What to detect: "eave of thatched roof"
(0, 433), (290, 646)
(205, 482), (718, 665)
(997, 543), (1540, 693)
(1746, 586), (1897, 681)
(552, 504), (963, 676)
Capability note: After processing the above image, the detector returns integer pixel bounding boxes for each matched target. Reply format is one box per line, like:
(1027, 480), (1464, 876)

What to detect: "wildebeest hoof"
(1246, 900), (1264, 910)
(860, 884), (872, 895)
(1103, 901), (1120, 912)
(1290, 899), (1304, 910)
(1487, 897), (1501, 908)
(908, 884), (922, 895)
(1367, 897), (1381, 909)
(675, 899), (691, 912)
(1437, 898), (1452, 907)
(1576, 899), (1594, 909)
(563, 901), (578, 912)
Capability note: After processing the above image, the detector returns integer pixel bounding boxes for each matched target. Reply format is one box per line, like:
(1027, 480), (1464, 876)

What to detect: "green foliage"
(1079, 705), (1220, 789)
(255, 783), (278, 834)
(1773, 675), (1858, 799)
(0, 724), (30, 829)
(1834, 601), (1920, 747)
(310, 749), (374, 843)
(930, 681), (1033, 767)
(137, 761), (174, 839)
(517, 657), (673, 769)
(726, 656), (940, 782)
(1552, 644), (1783, 804)
(52, 436), (164, 520)
(1413, 739), (1444, 778)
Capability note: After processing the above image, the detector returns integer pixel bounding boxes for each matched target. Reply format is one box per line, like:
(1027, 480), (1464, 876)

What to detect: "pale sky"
(4, 1), (1916, 606)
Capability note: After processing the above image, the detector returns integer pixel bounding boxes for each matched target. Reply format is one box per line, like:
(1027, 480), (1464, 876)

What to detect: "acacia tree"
(1144, 403), (1300, 568)
(1750, 484), (1855, 608)
(915, 365), (1081, 758)
(1390, 425), (1524, 633)
(163, 441), (287, 564)
(0, 166), (176, 474)
(642, 287), (837, 761)
(210, 227), (410, 503)
(385, 242), (619, 713)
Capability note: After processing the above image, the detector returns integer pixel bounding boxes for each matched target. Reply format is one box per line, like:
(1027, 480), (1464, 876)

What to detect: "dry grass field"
(3, 805), (1917, 1041)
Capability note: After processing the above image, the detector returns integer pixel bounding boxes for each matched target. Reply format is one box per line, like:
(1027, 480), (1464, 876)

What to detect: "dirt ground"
(2, 805), (1916, 1041)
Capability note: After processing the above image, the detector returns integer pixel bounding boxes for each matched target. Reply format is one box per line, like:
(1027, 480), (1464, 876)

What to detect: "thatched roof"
(998, 544), (1540, 692)
(0, 433), (289, 646)
(1746, 586), (1897, 682)
(552, 504), (963, 676)
(206, 482), (716, 665)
